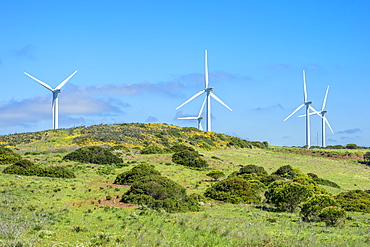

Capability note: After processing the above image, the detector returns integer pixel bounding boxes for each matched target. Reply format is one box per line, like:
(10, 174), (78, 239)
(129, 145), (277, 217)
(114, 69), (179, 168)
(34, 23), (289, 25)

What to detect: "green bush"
(0, 146), (22, 164)
(169, 144), (195, 153)
(114, 163), (161, 185)
(204, 177), (262, 204)
(335, 190), (370, 213)
(238, 165), (268, 176)
(3, 160), (75, 178)
(206, 170), (225, 180)
(300, 194), (340, 222)
(265, 180), (313, 212)
(271, 165), (308, 180)
(319, 206), (346, 227)
(121, 175), (202, 213)
(172, 150), (208, 169)
(63, 146), (123, 164)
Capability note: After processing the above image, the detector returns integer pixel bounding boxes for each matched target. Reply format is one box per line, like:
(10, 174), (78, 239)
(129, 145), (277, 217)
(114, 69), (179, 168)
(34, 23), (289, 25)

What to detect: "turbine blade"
(197, 96), (207, 118)
(178, 117), (198, 120)
(210, 92), (232, 111)
(176, 90), (205, 109)
(205, 50), (209, 88)
(324, 116), (334, 134)
(284, 103), (305, 121)
(55, 70), (78, 90)
(24, 72), (53, 91)
(303, 70), (307, 102)
(322, 86), (329, 110)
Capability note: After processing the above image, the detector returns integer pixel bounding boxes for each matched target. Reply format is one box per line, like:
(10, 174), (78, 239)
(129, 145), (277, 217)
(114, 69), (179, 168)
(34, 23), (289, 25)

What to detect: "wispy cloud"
(253, 104), (284, 112)
(146, 116), (158, 122)
(336, 128), (362, 134)
(13, 45), (36, 59)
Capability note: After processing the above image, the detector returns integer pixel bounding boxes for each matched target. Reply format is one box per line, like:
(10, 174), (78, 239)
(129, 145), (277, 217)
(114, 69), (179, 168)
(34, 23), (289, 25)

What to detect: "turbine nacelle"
(53, 89), (62, 94)
(305, 101), (313, 105)
(205, 87), (214, 92)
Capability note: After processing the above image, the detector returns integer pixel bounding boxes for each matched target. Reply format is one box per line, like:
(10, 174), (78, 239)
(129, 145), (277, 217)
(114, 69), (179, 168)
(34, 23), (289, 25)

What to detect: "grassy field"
(1, 125), (370, 246)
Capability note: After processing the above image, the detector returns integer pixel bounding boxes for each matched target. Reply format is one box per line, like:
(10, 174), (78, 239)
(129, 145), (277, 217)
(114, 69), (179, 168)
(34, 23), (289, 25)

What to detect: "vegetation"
(204, 177), (262, 204)
(63, 146), (123, 164)
(335, 190), (370, 213)
(1, 124), (370, 246)
(0, 145), (22, 164)
(206, 170), (225, 180)
(121, 175), (203, 213)
(114, 163), (161, 185)
(3, 159), (75, 178)
(172, 149), (208, 169)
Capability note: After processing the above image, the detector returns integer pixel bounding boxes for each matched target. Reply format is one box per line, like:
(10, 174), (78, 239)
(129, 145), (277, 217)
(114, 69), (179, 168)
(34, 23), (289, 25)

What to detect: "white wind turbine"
(24, 70), (78, 130)
(176, 50), (232, 132)
(178, 97), (206, 130)
(284, 70), (317, 148)
(300, 86), (334, 147)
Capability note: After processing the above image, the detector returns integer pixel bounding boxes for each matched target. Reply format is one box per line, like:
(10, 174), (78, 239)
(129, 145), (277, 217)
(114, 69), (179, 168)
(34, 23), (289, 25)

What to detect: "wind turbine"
(284, 70), (317, 148)
(300, 86), (334, 147)
(178, 97), (206, 130)
(24, 70), (78, 130)
(176, 50), (232, 132)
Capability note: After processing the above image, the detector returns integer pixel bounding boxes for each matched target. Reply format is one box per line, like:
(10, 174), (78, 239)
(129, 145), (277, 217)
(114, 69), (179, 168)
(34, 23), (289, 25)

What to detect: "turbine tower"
(176, 50), (232, 132)
(24, 70), (78, 130)
(284, 70), (317, 148)
(178, 97), (206, 130)
(300, 86), (334, 147)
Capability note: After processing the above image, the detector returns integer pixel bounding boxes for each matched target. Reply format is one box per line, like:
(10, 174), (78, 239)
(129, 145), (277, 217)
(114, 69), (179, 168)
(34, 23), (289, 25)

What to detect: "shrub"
(0, 146), (22, 165)
(206, 170), (225, 180)
(121, 175), (202, 213)
(364, 152), (370, 165)
(265, 180), (313, 212)
(172, 150), (208, 169)
(238, 165), (268, 176)
(63, 146), (123, 164)
(300, 194), (340, 222)
(169, 144), (195, 153)
(204, 177), (262, 204)
(42, 166), (76, 178)
(271, 165), (308, 180)
(3, 160), (75, 178)
(114, 163), (161, 185)
(335, 190), (370, 213)
(319, 206), (346, 227)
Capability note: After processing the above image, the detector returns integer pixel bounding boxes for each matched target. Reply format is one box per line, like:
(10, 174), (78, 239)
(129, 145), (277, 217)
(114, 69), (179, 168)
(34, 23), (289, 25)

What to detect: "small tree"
(206, 170), (225, 181)
(300, 194), (339, 222)
(265, 180), (312, 213)
(319, 206), (346, 227)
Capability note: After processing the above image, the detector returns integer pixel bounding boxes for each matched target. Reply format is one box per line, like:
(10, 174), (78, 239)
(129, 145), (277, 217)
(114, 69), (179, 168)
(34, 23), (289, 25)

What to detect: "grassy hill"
(1, 123), (370, 246)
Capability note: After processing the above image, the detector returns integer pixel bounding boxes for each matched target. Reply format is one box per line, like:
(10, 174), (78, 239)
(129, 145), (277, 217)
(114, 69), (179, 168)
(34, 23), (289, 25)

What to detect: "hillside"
(1, 123), (370, 246)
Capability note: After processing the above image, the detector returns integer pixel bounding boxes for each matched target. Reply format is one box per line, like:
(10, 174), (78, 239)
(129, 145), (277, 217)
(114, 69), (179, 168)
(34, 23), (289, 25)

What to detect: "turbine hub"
(305, 101), (313, 105)
(54, 89), (62, 94)
(205, 87), (214, 92)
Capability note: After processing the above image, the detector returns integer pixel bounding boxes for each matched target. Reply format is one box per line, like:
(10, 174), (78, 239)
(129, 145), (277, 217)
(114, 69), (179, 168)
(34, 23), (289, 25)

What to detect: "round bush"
(204, 177), (262, 204)
(238, 165), (268, 176)
(300, 194), (339, 222)
(42, 166), (76, 178)
(63, 146), (123, 164)
(0, 146), (22, 165)
(319, 206), (346, 227)
(172, 150), (208, 168)
(265, 180), (313, 212)
(114, 163), (161, 185)
(335, 190), (370, 213)
(121, 175), (202, 213)
(206, 170), (225, 180)
(271, 165), (308, 180)
(124, 175), (186, 200)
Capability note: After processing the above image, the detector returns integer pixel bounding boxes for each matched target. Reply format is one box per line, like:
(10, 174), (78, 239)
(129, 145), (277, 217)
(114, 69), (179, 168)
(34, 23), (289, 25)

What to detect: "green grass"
(1, 125), (370, 246)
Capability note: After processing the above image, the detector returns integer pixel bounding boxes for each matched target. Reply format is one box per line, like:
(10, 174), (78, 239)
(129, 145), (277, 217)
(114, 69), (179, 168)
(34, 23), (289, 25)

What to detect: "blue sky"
(0, 0), (369, 147)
